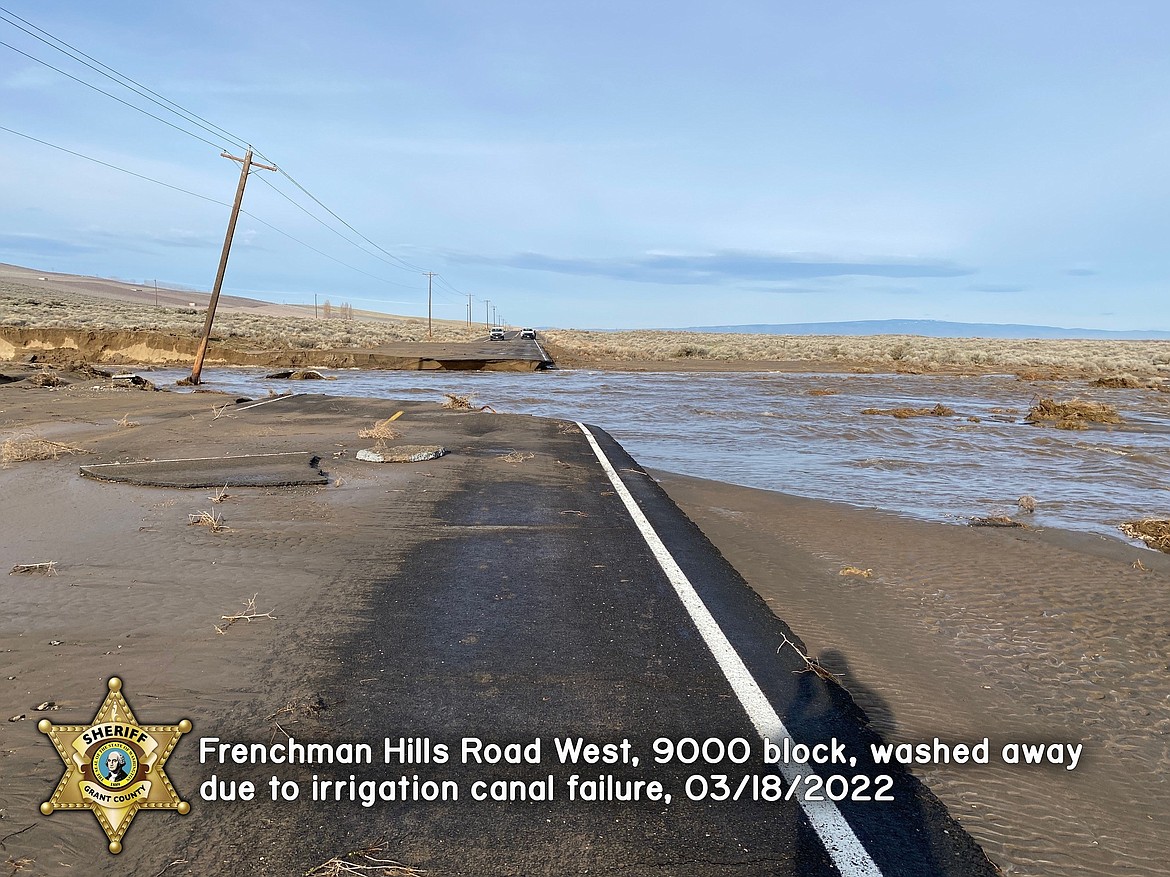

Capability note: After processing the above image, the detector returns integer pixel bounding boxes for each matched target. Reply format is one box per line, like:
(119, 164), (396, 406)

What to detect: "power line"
(271, 165), (427, 273)
(238, 208), (423, 291)
(0, 123), (425, 296)
(0, 39), (226, 150)
(0, 123), (229, 207)
(0, 9), (444, 295)
(0, 6), (250, 151)
(0, 12), (470, 307)
(433, 274), (468, 300)
(250, 173), (419, 288)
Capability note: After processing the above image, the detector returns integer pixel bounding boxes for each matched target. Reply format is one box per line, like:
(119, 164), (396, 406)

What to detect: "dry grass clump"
(305, 841), (425, 877)
(839, 566), (872, 578)
(116, 413), (140, 428)
(861, 404), (955, 418)
(358, 413), (403, 441)
(808, 388), (839, 396)
(1026, 397), (1121, 427)
(10, 561), (57, 575)
(441, 393), (473, 409)
(1, 435), (89, 464)
(499, 450), (535, 463)
(1119, 519), (1170, 552)
(1091, 375), (1144, 389)
(188, 510), (227, 532)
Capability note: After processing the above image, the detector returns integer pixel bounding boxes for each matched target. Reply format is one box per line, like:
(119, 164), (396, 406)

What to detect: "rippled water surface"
(153, 366), (1170, 541)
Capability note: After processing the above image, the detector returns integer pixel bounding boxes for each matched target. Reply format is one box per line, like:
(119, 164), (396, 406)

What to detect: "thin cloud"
(142, 229), (219, 249)
(445, 249), (974, 285)
(0, 232), (99, 256)
(84, 228), (220, 252)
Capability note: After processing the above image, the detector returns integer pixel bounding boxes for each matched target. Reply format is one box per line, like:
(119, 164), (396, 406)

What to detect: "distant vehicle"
(489, 326), (506, 341)
(520, 328), (536, 339)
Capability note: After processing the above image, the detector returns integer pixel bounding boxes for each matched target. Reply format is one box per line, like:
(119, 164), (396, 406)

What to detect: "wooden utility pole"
(188, 147), (277, 384)
(467, 293), (472, 328)
(423, 272), (437, 339)
(484, 300), (491, 330)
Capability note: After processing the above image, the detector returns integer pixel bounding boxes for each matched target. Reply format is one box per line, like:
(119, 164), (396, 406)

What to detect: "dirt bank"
(0, 326), (546, 372)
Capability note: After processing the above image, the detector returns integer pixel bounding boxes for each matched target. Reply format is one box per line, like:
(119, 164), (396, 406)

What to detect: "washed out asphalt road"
(22, 390), (996, 876)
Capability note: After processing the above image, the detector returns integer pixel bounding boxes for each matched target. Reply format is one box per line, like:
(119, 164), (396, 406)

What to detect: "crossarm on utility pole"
(187, 148), (278, 385)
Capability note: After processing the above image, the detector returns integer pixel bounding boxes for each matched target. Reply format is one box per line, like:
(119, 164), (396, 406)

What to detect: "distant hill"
(681, 319), (1170, 340)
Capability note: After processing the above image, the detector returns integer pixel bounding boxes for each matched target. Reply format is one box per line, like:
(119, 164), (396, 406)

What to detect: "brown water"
(161, 367), (1170, 545)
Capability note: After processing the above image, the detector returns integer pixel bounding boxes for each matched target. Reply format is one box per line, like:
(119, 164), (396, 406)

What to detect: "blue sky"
(2, 1), (1169, 330)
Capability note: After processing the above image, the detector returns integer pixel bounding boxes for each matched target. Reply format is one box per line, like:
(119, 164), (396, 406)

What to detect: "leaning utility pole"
(423, 272), (437, 339)
(188, 147), (277, 384)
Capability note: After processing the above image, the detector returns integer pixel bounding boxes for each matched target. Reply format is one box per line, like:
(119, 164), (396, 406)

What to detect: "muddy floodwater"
(154, 366), (1170, 544)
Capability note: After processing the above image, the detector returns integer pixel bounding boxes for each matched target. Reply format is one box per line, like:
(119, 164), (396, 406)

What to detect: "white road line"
(577, 422), (884, 877)
(83, 451), (311, 467)
(235, 392), (305, 411)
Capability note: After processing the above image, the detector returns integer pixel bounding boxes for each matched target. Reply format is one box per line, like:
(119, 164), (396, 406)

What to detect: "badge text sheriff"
(82, 724), (152, 745)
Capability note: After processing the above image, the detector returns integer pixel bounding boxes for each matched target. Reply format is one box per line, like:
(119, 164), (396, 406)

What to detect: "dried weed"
(861, 404), (955, 418)
(358, 413), (403, 440)
(1120, 519), (1170, 553)
(441, 393), (473, 409)
(9, 562), (57, 576)
(1, 435), (89, 464)
(1026, 397), (1121, 426)
(777, 634), (842, 685)
(305, 841), (426, 877)
(215, 594), (274, 635)
(188, 510), (227, 532)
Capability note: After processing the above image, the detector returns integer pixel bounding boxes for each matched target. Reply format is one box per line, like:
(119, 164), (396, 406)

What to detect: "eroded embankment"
(0, 326), (545, 371)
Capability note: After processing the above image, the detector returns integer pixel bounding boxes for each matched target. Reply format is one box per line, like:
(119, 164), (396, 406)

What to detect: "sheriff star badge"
(38, 677), (191, 854)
